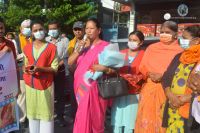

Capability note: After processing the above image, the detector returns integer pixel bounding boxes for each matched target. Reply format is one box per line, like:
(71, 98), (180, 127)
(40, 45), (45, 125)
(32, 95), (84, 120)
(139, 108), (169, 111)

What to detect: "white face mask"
(179, 38), (190, 49)
(127, 41), (139, 50)
(48, 29), (59, 38)
(22, 28), (31, 37)
(33, 31), (45, 40)
(160, 33), (173, 43)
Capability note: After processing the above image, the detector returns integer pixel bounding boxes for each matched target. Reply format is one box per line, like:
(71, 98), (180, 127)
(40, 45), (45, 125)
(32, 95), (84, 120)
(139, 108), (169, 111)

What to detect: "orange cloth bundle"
(120, 73), (145, 94)
(178, 88), (193, 119)
(180, 44), (200, 64)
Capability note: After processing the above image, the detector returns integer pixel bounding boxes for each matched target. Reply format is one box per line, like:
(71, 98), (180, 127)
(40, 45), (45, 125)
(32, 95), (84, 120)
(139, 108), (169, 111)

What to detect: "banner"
(120, 4), (131, 12)
(0, 52), (19, 133)
(137, 24), (157, 37)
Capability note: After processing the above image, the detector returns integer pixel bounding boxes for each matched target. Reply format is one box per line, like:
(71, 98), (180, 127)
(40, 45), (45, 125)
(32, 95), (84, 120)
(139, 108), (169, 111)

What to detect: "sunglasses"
(73, 28), (82, 31)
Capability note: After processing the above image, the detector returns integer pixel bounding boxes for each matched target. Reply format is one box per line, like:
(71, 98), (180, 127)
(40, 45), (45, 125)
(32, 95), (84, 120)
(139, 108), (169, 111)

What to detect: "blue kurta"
(111, 55), (139, 132)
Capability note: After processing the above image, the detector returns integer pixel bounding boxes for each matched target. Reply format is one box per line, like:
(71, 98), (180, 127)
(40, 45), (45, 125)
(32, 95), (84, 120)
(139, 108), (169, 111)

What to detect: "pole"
(129, 1), (136, 33)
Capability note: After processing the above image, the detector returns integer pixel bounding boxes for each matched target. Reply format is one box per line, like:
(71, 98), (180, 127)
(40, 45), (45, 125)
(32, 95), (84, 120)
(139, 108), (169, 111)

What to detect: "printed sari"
(73, 40), (109, 133)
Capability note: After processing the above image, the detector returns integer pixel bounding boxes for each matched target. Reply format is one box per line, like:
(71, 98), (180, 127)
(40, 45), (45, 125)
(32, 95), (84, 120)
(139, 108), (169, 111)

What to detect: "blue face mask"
(33, 31), (45, 40)
(179, 38), (190, 49)
(48, 29), (59, 38)
(22, 28), (31, 37)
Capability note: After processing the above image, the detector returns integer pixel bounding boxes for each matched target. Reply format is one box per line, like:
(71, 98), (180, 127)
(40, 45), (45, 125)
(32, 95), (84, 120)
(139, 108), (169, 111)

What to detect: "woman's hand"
(75, 40), (86, 53)
(76, 39), (91, 53)
(78, 40), (86, 48)
(25, 65), (39, 75)
(29, 66), (39, 75)
(148, 72), (162, 83)
(187, 73), (200, 94)
(165, 88), (184, 109)
(1, 46), (11, 53)
(179, 94), (192, 103)
(0, 46), (12, 59)
(92, 64), (108, 72)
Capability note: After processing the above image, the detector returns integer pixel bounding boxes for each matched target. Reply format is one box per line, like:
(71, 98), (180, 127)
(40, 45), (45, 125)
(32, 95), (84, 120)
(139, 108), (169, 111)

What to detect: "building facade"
(107, 0), (200, 38)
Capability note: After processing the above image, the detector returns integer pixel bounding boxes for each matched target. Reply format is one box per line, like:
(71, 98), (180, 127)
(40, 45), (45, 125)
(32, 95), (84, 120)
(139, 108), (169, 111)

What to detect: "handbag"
(97, 73), (129, 99)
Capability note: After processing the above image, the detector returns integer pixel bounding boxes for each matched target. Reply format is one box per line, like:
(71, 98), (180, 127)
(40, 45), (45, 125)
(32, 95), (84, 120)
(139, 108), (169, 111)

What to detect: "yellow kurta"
(24, 43), (58, 121)
(167, 63), (194, 133)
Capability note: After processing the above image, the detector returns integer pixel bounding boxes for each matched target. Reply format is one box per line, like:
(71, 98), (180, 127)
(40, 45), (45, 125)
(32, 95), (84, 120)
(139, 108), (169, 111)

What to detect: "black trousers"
(66, 72), (77, 119)
(184, 118), (200, 133)
(54, 65), (66, 119)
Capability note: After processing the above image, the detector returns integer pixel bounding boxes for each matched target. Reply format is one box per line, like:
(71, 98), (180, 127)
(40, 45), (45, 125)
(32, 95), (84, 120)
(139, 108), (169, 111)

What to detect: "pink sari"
(73, 40), (109, 133)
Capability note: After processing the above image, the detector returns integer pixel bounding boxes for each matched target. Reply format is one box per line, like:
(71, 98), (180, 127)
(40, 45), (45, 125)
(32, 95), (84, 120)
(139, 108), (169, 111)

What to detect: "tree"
(0, 0), (97, 33)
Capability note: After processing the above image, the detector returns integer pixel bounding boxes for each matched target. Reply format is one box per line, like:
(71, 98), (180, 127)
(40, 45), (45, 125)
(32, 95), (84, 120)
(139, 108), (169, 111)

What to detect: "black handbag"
(97, 74), (129, 99)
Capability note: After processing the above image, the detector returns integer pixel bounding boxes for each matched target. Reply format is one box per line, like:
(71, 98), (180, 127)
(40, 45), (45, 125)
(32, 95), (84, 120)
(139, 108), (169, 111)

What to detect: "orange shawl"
(135, 41), (183, 133)
(19, 33), (32, 52)
(180, 44), (200, 64)
(67, 37), (77, 56)
(139, 40), (183, 75)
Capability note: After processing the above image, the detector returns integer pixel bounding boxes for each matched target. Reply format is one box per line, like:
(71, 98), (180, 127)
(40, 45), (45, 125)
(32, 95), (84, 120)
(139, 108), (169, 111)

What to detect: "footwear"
(20, 122), (27, 129)
(63, 115), (74, 124)
(55, 118), (66, 127)
(20, 118), (29, 128)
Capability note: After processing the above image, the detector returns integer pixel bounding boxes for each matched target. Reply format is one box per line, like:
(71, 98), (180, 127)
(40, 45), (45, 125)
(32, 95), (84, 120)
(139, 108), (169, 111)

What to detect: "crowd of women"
(70, 19), (200, 133)
(1, 16), (200, 133)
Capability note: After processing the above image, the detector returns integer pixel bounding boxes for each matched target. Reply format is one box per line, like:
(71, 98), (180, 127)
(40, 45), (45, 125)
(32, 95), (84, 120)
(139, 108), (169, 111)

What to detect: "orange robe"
(135, 41), (183, 133)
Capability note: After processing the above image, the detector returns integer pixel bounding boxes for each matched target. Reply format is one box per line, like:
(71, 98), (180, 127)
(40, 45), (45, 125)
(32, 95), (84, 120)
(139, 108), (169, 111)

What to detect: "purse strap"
(104, 71), (119, 80)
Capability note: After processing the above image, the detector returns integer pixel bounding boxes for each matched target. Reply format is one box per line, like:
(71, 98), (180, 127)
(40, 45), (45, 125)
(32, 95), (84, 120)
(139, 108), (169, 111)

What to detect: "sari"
(73, 40), (109, 133)
(135, 41), (183, 133)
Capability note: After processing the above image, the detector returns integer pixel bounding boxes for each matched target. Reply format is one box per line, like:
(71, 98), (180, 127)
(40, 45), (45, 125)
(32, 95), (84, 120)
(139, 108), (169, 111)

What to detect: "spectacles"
(73, 28), (82, 31)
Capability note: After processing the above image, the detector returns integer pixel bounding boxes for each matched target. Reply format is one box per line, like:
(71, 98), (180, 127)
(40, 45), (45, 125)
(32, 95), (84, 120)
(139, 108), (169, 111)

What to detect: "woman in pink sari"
(68, 18), (112, 133)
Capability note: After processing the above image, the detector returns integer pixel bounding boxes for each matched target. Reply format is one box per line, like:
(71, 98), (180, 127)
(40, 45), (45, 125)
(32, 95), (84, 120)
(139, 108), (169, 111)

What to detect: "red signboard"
(137, 23), (200, 37)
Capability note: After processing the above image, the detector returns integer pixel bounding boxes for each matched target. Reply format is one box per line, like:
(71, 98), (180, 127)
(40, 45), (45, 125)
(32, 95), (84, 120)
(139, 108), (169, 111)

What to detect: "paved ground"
(15, 112), (112, 133)
(13, 102), (113, 133)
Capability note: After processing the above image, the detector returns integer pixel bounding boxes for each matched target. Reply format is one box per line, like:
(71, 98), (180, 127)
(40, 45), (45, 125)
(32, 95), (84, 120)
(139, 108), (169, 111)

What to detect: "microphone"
(83, 34), (87, 41)
(80, 35), (87, 50)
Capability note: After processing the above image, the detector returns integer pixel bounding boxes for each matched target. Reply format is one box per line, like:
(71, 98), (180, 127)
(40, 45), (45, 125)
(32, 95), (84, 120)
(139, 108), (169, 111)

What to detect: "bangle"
(106, 68), (112, 74)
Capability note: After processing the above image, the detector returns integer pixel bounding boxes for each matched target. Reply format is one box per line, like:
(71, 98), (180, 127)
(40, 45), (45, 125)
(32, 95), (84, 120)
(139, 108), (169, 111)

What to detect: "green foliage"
(0, 0), (97, 32)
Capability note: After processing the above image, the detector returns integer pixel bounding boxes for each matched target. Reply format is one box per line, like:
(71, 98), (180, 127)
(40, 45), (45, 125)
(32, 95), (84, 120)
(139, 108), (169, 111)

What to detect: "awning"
(112, 0), (182, 5)
(112, 0), (133, 5)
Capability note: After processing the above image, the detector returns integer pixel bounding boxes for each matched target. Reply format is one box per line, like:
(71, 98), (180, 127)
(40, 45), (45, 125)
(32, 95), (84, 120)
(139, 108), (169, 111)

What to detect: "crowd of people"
(1, 16), (200, 133)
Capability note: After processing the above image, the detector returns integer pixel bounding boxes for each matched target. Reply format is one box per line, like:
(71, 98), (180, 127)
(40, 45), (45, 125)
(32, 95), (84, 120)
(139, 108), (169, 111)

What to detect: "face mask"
(179, 38), (190, 49)
(22, 28), (31, 37)
(48, 29), (59, 38)
(127, 41), (139, 50)
(160, 33), (173, 43)
(33, 31), (45, 40)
